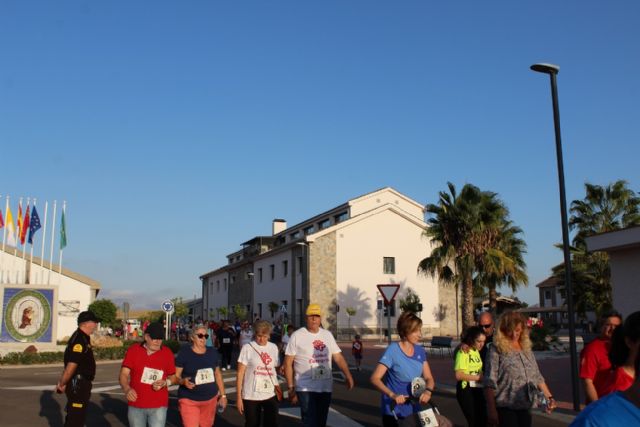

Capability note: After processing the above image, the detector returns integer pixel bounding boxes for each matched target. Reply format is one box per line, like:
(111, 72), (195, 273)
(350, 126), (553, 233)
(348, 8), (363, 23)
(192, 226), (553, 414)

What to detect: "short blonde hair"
(253, 320), (273, 336)
(494, 311), (531, 354)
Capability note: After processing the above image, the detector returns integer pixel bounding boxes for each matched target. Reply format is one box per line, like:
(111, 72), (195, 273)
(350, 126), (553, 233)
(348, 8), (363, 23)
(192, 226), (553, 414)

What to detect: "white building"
(1, 246), (100, 348)
(201, 187), (458, 337)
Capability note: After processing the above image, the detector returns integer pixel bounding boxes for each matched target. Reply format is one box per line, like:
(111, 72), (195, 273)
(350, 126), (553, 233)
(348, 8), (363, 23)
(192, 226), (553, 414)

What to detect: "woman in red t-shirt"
(602, 312), (640, 396)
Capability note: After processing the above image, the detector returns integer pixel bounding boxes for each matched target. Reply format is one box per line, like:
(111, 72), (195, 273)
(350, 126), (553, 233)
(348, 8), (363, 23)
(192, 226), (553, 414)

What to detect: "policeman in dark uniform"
(56, 310), (99, 427)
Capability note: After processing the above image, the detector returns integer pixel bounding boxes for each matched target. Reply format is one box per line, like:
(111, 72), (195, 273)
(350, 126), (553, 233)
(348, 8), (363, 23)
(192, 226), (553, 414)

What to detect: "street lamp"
(530, 62), (581, 411)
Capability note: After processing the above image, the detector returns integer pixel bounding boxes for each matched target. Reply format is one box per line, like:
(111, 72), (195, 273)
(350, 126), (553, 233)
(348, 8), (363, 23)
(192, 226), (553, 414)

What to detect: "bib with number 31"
(195, 368), (215, 385)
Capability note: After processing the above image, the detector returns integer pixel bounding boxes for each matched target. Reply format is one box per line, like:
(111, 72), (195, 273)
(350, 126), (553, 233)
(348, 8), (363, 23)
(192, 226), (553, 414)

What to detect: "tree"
(232, 304), (248, 321)
(554, 180), (640, 317)
(217, 306), (229, 320)
(268, 301), (279, 318)
(171, 297), (189, 319)
(418, 183), (515, 329)
(345, 307), (357, 338)
(88, 299), (118, 327)
(398, 288), (422, 313)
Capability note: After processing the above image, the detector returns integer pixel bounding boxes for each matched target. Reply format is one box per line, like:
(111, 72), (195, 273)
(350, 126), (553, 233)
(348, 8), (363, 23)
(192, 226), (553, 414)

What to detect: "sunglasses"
(196, 333), (209, 339)
(480, 324), (493, 329)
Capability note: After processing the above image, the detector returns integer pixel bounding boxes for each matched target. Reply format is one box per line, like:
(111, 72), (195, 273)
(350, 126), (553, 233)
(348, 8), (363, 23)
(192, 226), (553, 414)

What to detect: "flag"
(6, 206), (16, 246)
(60, 209), (67, 250)
(0, 209), (4, 228)
(17, 203), (23, 244)
(28, 206), (41, 244)
(20, 204), (30, 245)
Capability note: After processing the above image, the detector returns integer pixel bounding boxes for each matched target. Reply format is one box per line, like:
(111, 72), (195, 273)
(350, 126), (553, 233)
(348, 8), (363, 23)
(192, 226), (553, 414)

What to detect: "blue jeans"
(127, 406), (167, 427)
(297, 391), (332, 427)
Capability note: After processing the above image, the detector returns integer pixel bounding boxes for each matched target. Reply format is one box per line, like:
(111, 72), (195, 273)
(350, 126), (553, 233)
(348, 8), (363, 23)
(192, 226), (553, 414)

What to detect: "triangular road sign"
(377, 284), (400, 305)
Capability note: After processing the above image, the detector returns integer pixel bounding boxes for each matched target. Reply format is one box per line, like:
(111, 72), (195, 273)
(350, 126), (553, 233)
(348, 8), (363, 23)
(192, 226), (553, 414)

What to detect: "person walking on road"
(175, 324), (227, 427)
(370, 311), (436, 427)
(119, 322), (177, 427)
(56, 310), (99, 427)
(455, 326), (487, 427)
(236, 320), (281, 427)
(580, 310), (623, 403)
(484, 311), (556, 427)
(284, 303), (354, 427)
(217, 320), (236, 371)
(570, 310), (640, 426)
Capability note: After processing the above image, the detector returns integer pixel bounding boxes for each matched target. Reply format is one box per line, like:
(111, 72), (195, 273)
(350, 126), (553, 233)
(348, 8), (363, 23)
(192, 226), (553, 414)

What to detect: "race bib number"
(254, 376), (272, 393)
(195, 368), (215, 385)
(417, 407), (439, 426)
(311, 365), (331, 380)
(222, 338), (231, 344)
(353, 343), (361, 350)
(141, 367), (164, 385)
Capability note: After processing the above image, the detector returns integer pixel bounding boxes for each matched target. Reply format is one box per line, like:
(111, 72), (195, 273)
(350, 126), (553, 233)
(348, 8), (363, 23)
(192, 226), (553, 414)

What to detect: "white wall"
(203, 271), (228, 320)
(254, 250), (297, 321)
(335, 208), (439, 333)
(609, 249), (640, 318)
(349, 189), (424, 222)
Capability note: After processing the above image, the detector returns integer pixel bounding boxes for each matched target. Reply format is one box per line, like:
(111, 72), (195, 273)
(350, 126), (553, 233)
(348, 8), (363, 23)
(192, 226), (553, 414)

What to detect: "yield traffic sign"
(377, 284), (400, 305)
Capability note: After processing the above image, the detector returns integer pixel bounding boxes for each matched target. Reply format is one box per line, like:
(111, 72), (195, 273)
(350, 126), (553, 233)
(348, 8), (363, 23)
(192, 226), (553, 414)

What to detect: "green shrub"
(530, 324), (558, 351)
(163, 339), (180, 354)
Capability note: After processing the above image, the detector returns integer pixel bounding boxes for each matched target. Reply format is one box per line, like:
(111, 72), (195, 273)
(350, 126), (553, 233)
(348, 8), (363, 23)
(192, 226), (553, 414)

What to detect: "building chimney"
(272, 219), (287, 235)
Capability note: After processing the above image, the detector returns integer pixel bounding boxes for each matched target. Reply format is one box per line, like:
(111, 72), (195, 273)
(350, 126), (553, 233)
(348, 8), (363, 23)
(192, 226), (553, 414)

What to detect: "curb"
(0, 359), (124, 370)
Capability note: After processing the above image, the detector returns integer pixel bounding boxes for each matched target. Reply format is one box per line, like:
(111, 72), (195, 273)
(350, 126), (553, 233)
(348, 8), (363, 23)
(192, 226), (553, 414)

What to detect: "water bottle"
(217, 401), (225, 414)
(538, 393), (548, 413)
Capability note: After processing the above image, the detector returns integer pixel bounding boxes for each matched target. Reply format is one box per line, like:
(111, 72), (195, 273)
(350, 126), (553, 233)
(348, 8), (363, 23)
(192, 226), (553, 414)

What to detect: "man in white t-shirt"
(284, 304), (354, 427)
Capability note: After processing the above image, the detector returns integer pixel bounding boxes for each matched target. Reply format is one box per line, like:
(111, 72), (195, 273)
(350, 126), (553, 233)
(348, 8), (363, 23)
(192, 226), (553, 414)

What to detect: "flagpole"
(58, 201), (66, 276)
(16, 197), (22, 258)
(1, 194), (4, 283)
(29, 199), (36, 283)
(2, 195), (7, 252)
(41, 201), (49, 283)
(48, 200), (57, 285)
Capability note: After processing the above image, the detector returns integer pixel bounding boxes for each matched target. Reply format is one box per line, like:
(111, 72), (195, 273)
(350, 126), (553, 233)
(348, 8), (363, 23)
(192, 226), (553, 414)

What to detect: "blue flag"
(28, 206), (42, 244)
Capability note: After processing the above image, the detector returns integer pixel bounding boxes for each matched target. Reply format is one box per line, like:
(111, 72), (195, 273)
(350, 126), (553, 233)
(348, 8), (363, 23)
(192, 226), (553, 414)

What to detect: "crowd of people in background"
(58, 305), (640, 427)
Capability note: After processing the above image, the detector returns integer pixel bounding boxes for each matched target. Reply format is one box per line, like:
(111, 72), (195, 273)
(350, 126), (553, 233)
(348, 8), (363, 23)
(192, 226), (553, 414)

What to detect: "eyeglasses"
(196, 334), (209, 339)
(480, 324), (492, 329)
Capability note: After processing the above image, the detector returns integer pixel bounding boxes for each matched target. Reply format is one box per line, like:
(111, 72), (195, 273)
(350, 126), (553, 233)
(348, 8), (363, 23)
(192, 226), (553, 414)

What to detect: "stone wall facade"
(308, 232), (338, 332)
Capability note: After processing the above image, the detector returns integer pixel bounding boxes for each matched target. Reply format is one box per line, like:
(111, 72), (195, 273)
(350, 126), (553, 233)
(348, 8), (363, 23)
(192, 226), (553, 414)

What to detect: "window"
(290, 231), (301, 240)
(258, 268), (263, 283)
(216, 280), (220, 292)
(383, 257), (395, 274)
(231, 275), (236, 284)
(224, 278), (227, 291)
(334, 211), (348, 223)
(258, 303), (262, 319)
(318, 218), (331, 229)
(297, 257), (303, 274)
(544, 290), (552, 300)
(270, 264), (275, 280)
(303, 225), (315, 235)
(283, 260), (288, 277)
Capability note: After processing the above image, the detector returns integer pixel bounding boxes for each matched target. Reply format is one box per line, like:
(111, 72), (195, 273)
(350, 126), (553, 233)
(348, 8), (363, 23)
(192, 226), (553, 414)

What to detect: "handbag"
(250, 343), (282, 402)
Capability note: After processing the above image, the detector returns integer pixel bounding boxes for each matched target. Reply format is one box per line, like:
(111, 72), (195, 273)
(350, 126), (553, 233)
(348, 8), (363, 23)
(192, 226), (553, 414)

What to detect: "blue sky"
(2, 1), (639, 310)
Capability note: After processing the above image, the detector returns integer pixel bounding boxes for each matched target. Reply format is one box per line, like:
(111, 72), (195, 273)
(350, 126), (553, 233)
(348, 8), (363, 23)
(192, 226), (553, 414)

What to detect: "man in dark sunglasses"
(477, 312), (494, 364)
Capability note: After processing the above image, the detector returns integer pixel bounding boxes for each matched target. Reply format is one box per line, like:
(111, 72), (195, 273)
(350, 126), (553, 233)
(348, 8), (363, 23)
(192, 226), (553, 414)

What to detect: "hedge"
(0, 339), (181, 365)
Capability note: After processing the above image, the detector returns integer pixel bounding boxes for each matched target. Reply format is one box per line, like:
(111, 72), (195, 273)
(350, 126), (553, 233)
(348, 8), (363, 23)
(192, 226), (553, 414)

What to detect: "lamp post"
(530, 63), (581, 411)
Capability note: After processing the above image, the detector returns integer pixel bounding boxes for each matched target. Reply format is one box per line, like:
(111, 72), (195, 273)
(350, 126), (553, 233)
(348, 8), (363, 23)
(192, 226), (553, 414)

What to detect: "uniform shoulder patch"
(72, 344), (83, 353)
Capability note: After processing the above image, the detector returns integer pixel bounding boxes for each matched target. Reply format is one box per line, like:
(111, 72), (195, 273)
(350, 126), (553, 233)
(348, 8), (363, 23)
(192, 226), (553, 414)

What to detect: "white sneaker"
(227, 365), (231, 370)
(221, 367), (227, 371)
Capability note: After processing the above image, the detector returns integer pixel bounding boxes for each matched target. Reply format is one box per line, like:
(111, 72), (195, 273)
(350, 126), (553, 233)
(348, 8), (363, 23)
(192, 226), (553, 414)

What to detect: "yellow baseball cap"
(306, 304), (322, 316)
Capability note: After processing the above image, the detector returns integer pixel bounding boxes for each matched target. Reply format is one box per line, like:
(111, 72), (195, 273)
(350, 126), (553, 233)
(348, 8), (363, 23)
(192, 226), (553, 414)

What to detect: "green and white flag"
(60, 209), (67, 250)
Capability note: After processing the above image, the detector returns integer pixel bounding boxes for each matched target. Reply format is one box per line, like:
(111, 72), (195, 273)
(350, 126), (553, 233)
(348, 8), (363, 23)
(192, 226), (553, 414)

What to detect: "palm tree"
(475, 220), (528, 315)
(418, 183), (509, 329)
(553, 180), (640, 317)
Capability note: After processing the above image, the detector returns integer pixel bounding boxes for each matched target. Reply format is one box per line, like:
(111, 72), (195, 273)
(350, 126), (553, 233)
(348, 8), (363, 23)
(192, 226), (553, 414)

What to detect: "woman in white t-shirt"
(236, 320), (281, 427)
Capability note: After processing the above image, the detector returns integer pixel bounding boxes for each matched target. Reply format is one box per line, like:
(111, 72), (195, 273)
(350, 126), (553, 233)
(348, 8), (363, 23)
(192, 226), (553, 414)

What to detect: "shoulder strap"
(249, 343), (277, 387)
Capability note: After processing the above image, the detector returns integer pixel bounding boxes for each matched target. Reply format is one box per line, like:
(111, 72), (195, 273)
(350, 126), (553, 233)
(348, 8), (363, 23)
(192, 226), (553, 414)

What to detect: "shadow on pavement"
(39, 391), (63, 427)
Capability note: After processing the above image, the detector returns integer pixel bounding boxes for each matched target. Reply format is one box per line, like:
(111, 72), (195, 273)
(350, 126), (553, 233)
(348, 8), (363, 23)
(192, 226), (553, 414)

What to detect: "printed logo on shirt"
(313, 340), (326, 352)
(72, 344), (83, 353)
(260, 352), (273, 365)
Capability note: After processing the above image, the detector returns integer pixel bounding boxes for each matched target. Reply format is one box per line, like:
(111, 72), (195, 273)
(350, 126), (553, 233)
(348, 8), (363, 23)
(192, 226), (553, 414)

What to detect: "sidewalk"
(338, 340), (578, 424)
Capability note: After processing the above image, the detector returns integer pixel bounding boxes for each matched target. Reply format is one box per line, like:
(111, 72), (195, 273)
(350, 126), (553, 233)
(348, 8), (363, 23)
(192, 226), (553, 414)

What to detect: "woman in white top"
(237, 320), (281, 427)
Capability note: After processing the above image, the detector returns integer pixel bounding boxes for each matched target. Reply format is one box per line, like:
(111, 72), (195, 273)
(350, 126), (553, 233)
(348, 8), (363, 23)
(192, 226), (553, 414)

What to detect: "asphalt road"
(0, 360), (572, 426)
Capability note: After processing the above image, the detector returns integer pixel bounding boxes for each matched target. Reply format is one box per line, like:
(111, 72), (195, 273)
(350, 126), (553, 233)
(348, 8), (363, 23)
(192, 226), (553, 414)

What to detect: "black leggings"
(242, 397), (278, 427)
(456, 383), (487, 427)
(497, 407), (531, 427)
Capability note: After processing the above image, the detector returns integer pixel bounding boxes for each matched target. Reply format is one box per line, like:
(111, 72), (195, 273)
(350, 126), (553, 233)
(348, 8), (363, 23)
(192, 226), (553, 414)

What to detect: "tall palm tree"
(475, 220), (528, 315)
(418, 183), (510, 329)
(553, 180), (640, 317)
